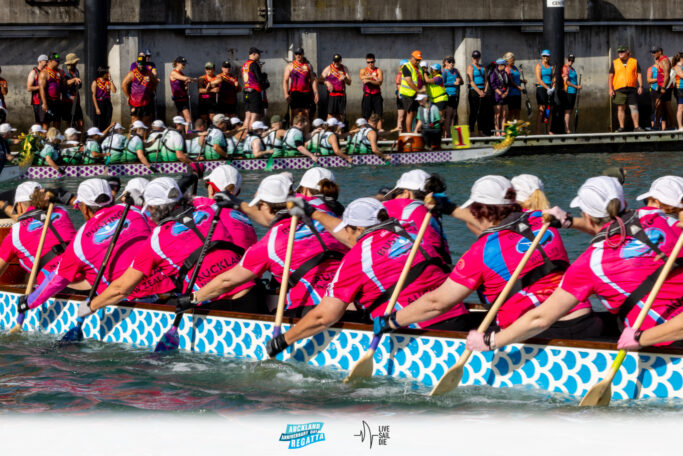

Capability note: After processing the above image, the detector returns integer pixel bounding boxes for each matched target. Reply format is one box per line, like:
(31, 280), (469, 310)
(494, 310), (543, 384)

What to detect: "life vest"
(399, 63), (421, 97)
(170, 70), (188, 102)
(612, 57), (639, 90)
(443, 68), (461, 96)
(218, 73), (238, 104)
(418, 103), (441, 129)
(656, 56), (671, 88)
(426, 72), (448, 103)
(565, 66), (578, 94)
(347, 127), (372, 154)
(44, 68), (61, 101)
(17, 209), (68, 269)
(290, 60), (313, 93)
(319, 131), (335, 155)
(129, 67), (152, 107)
(241, 60), (261, 92)
(538, 63), (552, 87)
(326, 64), (347, 95)
(282, 127), (303, 155)
(676, 65), (683, 90)
(199, 74), (218, 100)
(650, 65), (659, 91)
(362, 67), (381, 95)
(264, 129), (284, 156)
(244, 133), (266, 155)
(95, 78), (111, 101)
(470, 64), (485, 90)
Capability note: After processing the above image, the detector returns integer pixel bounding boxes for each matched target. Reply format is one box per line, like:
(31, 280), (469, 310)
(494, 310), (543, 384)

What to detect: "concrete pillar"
(301, 30), (319, 74)
(455, 27), (482, 127)
(108, 31), (138, 125)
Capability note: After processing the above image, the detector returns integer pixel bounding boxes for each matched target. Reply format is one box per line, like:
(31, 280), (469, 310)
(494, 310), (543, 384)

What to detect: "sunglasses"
(366, 60), (375, 64)
(618, 50), (627, 53)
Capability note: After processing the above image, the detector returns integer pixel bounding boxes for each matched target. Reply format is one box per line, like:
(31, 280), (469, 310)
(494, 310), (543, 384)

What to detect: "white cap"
(355, 118), (368, 126)
(152, 120), (166, 129)
(636, 176), (683, 209)
(338, 123), (346, 129)
(141, 177), (182, 212)
(570, 176), (626, 218)
(248, 175), (292, 207)
(75, 178), (113, 207)
(30, 124), (47, 134)
(386, 169), (430, 198)
(86, 127), (103, 137)
(416, 93), (428, 101)
(511, 174), (544, 202)
(278, 172), (294, 186)
(64, 127), (80, 137)
(204, 164), (242, 193)
(0, 123), (16, 135)
(15, 181), (42, 203)
(113, 122), (124, 131)
(131, 120), (148, 130)
(213, 113), (227, 125)
(230, 117), (242, 125)
(419, 61), (428, 68)
(299, 167), (335, 191)
(334, 197), (384, 233)
(54, 134), (65, 142)
(325, 118), (339, 127)
(251, 121), (267, 131)
(173, 115), (188, 126)
(312, 118), (325, 127)
(461, 175), (515, 208)
(123, 177), (150, 196)
(37, 54), (48, 63)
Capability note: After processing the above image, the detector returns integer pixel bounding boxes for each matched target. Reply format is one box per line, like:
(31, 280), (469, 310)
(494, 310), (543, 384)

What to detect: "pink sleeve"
(0, 231), (15, 263)
(326, 257), (361, 305)
(239, 240), (270, 277)
(55, 243), (85, 283)
(448, 245), (484, 291)
(27, 273), (70, 309)
(559, 253), (594, 302)
(131, 242), (159, 276)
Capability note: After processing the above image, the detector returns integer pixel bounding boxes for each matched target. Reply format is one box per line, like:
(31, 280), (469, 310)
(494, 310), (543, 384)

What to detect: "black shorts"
(174, 99), (190, 114)
(62, 100), (83, 122)
(434, 100), (447, 111)
(217, 102), (237, 115)
(130, 103), (153, 118)
(198, 98), (218, 115)
(536, 86), (549, 106)
(32, 104), (41, 123)
(396, 95), (404, 110)
(536, 313), (603, 341)
(327, 94), (346, 116)
(39, 100), (61, 123)
(401, 94), (418, 112)
(289, 91), (313, 110)
(361, 92), (383, 118)
(244, 90), (264, 114)
(446, 94), (460, 109)
(506, 94), (521, 110)
(564, 92), (577, 110)
(659, 87), (673, 102)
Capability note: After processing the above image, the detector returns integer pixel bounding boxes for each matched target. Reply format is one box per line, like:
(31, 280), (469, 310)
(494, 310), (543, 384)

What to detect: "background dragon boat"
(1, 287), (680, 402)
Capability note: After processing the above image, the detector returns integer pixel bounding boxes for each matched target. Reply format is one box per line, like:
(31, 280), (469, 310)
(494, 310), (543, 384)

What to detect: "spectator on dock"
(218, 61), (240, 118)
(504, 52), (524, 122)
(442, 56), (463, 136)
(321, 53), (351, 123)
(651, 46), (673, 130)
(169, 56), (196, 131)
(647, 61), (659, 129)
(562, 54), (582, 134)
(27, 55), (48, 125)
(38, 53), (63, 130)
(198, 61), (220, 124)
(609, 45), (644, 132)
(490, 58), (510, 136)
(122, 56), (158, 127)
(283, 47), (317, 121)
(414, 93), (441, 149)
(399, 52), (424, 134)
(671, 53), (683, 130)
(467, 50), (488, 136)
(62, 53), (83, 131)
(359, 53), (383, 131)
(242, 47), (267, 131)
(91, 66), (116, 131)
(535, 49), (555, 135)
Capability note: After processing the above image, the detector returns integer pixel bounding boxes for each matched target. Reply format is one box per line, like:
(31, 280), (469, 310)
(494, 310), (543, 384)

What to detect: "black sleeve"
(636, 63), (642, 73)
(251, 61), (263, 81)
(294, 139), (303, 147)
(402, 66), (412, 77)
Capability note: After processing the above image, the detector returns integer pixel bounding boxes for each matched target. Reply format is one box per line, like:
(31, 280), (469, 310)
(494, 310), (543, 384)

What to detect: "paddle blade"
(8, 324), (22, 334)
(60, 325), (84, 344)
(430, 364), (464, 396)
(154, 327), (179, 352)
(579, 381), (612, 407)
(343, 349), (375, 383)
(265, 155), (275, 172)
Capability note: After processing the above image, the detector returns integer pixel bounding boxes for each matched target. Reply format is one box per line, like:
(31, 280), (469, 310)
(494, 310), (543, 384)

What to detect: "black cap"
(472, 50), (481, 58)
(650, 45), (663, 54)
(445, 56), (455, 63)
(294, 47), (304, 55)
(49, 52), (60, 61)
(333, 53), (342, 62)
(143, 48), (152, 56)
(174, 56), (187, 64)
(567, 53), (576, 60)
(249, 47), (262, 55)
(222, 60), (231, 68)
(106, 176), (121, 193)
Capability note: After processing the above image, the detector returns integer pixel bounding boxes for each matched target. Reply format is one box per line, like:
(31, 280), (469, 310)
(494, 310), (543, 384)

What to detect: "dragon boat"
(1, 287), (681, 402)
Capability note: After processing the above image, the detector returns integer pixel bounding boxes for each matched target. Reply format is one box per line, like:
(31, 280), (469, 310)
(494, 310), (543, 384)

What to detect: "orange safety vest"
(612, 57), (638, 90)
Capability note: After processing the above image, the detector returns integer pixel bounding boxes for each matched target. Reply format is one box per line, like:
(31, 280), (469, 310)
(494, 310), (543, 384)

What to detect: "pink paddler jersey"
(382, 198), (451, 262)
(327, 226), (466, 328)
(54, 205), (153, 293)
(449, 211), (590, 328)
(0, 206), (76, 273)
(193, 197), (257, 252)
(240, 215), (348, 310)
(132, 204), (252, 297)
(561, 208), (683, 340)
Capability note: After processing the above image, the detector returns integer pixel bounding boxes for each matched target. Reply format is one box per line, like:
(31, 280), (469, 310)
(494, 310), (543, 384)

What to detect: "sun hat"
(333, 197), (385, 233)
(248, 175), (292, 207)
(299, 168), (335, 192)
(30, 124), (47, 134)
(14, 181), (41, 203)
(86, 127), (103, 137)
(141, 177), (182, 212)
(204, 164), (242, 193)
(511, 174), (544, 202)
(151, 120), (166, 129)
(570, 176), (626, 218)
(461, 175), (515, 208)
(75, 178), (113, 207)
(64, 127), (80, 137)
(312, 118), (325, 127)
(251, 121), (267, 131)
(636, 176), (683, 209)
(131, 120), (148, 130)
(416, 93), (428, 102)
(173, 115), (188, 126)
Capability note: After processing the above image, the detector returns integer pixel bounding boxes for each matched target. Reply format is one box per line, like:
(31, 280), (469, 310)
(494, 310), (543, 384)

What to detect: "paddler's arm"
(629, 313), (683, 348)
(368, 130), (389, 161)
(471, 288), (579, 350)
(328, 134), (353, 163)
(282, 296), (348, 345)
(193, 265), (256, 303)
(0, 259), (8, 278)
(44, 155), (60, 172)
(390, 278), (472, 328)
(89, 268), (145, 311)
(310, 208), (355, 248)
(212, 143), (228, 158)
(297, 145), (318, 162)
(176, 148), (193, 164)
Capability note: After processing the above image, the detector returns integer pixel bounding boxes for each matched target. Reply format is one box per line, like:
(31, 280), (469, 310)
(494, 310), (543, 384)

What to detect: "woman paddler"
(20, 178), (163, 315)
(465, 176), (683, 352)
(511, 174), (550, 211)
(296, 167), (344, 216)
(0, 182), (76, 285)
(85, 177), (256, 315)
(265, 197), (469, 358)
(372, 175), (602, 340)
(188, 173), (348, 317)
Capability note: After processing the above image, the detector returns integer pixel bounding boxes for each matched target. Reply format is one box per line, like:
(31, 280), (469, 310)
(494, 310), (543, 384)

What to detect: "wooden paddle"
(60, 200), (133, 343)
(343, 201), (433, 383)
(573, 74), (582, 133)
(579, 230), (683, 406)
(9, 202), (55, 334)
(272, 205), (298, 338)
(430, 218), (552, 396)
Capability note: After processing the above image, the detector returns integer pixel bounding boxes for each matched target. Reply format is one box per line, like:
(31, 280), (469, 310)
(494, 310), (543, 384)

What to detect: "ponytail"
(318, 179), (339, 200)
(590, 198), (627, 248)
(521, 189), (550, 211)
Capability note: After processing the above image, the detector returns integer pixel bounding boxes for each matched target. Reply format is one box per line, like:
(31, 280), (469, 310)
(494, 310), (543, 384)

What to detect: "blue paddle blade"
(154, 328), (179, 352)
(60, 325), (84, 343)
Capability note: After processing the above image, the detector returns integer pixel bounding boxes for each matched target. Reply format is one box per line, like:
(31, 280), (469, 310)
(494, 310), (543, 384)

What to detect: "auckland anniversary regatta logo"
(278, 422), (325, 449)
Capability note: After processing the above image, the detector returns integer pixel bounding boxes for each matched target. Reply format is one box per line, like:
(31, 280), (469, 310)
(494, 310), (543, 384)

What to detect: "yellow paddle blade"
(343, 349), (375, 383)
(429, 364), (464, 396)
(579, 381), (612, 407)
(7, 324), (22, 335)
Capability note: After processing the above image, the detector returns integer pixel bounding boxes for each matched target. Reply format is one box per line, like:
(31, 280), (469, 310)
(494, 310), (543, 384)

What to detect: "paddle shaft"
(519, 65), (532, 117)
(272, 214), (299, 336)
(573, 74), (582, 132)
(24, 203), (55, 295)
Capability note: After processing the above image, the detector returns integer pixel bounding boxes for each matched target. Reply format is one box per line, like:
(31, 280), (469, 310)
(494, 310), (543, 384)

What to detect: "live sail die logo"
(279, 422), (326, 449)
(354, 420), (390, 449)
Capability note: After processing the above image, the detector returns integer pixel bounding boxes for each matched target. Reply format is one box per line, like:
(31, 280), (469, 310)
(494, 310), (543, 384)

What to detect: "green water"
(0, 151), (682, 414)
